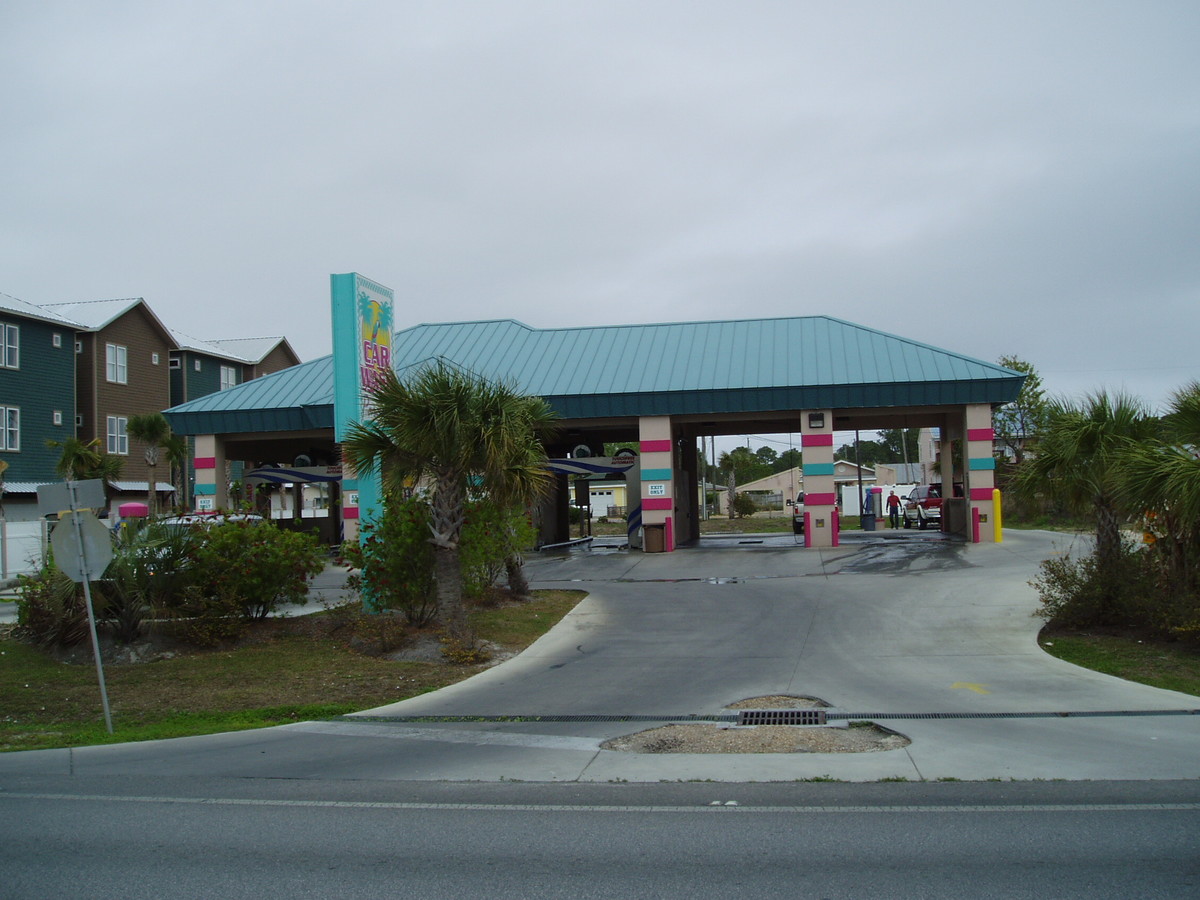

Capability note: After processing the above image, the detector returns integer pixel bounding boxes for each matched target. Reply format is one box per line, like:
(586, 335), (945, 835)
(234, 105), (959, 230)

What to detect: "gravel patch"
(601, 695), (911, 754)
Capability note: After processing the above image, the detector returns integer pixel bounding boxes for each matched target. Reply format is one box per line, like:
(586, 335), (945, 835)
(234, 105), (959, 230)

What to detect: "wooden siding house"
(0, 293), (79, 485)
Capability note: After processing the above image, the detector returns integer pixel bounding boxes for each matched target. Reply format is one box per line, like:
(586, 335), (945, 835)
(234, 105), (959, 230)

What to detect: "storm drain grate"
(736, 709), (827, 726)
(333, 708), (1198, 726)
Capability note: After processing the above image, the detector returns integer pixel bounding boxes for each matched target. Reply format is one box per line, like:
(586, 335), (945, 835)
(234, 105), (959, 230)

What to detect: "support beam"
(638, 416), (674, 552)
(192, 434), (227, 511)
(801, 410), (835, 548)
(964, 403), (998, 543)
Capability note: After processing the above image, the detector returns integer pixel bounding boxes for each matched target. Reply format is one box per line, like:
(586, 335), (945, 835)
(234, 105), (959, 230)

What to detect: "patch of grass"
(1039, 630), (1200, 697)
(468, 590), (582, 649)
(0, 589), (586, 753)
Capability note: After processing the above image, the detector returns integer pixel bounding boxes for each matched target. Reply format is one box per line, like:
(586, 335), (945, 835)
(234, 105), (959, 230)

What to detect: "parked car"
(903, 485), (943, 530)
(789, 492), (806, 534)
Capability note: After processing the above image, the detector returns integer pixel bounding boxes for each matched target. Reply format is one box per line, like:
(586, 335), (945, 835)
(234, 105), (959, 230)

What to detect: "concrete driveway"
(1, 530), (1197, 783)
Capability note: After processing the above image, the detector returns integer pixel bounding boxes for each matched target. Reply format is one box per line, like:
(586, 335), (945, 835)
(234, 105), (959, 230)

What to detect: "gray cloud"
(3, 0), (1197, 411)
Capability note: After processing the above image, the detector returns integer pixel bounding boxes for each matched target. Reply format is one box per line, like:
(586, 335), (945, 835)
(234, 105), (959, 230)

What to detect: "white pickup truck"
(789, 492), (806, 534)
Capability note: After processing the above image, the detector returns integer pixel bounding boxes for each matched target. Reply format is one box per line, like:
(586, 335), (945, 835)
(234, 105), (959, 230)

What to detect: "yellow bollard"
(993, 488), (1003, 543)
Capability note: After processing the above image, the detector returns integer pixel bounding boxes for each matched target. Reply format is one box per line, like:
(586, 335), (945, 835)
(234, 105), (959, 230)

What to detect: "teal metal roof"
(165, 316), (1025, 435)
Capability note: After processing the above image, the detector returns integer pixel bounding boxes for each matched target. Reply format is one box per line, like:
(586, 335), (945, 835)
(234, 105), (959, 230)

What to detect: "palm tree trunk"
(505, 554), (530, 598)
(433, 545), (468, 639)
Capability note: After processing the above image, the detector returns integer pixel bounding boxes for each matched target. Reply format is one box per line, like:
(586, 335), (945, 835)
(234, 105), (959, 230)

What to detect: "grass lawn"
(1039, 629), (1200, 698)
(0, 590), (584, 753)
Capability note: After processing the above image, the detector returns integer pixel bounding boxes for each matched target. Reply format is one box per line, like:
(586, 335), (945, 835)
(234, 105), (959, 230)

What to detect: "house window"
(106, 343), (128, 384)
(106, 415), (128, 455)
(52, 333), (63, 349)
(53, 410), (63, 426)
(194, 359), (201, 372)
(169, 355), (181, 370)
(0, 407), (19, 451)
(75, 339), (83, 353)
(220, 365), (237, 391)
(152, 352), (160, 365)
(1, 324), (18, 369)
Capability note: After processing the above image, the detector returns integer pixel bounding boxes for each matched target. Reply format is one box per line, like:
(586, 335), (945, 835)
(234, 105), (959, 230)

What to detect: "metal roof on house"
(164, 315), (1024, 436)
(172, 331), (293, 365)
(0, 292), (81, 327)
(42, 297), (146, 329)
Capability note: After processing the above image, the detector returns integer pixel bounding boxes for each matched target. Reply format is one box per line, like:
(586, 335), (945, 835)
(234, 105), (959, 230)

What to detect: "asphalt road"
(2, 530), (1199, 897)
(2, 778), (1198, 899)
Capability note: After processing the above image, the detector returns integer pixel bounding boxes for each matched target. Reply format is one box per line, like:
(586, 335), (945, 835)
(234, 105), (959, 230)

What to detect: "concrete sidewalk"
(1, 530), (1196, 783)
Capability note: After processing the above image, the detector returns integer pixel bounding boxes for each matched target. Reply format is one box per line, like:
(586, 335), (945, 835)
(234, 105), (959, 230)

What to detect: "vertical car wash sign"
(331, 273), (394, 536)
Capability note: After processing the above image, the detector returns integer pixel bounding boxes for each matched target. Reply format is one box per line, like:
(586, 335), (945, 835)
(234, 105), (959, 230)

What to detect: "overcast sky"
(4, 1), (1198, 420)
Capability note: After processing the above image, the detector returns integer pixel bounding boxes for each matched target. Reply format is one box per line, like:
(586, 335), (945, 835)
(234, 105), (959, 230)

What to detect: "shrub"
(1031, 538), (1161, 632)
(342, 496), (437, 625)
(188, 520), (325, 621)
(731, 493), (758, 518)
(460, 500), (537, 599)
(15, 562), (89, 649)
(94, 521), (201, 644)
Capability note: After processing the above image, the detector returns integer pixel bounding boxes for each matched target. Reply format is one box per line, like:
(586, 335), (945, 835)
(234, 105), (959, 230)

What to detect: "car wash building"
(163, 281), (1024, 551)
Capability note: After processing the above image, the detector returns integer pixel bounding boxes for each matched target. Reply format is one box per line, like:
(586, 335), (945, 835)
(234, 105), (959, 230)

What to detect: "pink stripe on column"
(640, 440), (672, 453)
(642, 497), (673, 510)
(342, 507), (360, 520)
(970, 487), (995, 501)
(804, 492), (837, 506)
(801, 433), (834, 447)
(194, 457), (216, 470)
(967, 428), (995, 442)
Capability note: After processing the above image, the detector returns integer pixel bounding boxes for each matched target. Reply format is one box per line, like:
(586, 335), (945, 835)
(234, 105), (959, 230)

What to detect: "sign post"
(331, 273), (394, 542)
(39, 480), (114, 733)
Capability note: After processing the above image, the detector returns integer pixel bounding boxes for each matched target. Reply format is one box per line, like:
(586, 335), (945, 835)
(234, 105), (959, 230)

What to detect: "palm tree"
(126, 413), (173, 518)
(1015, 391), (1158, 572)
(341, 362), (558, 634)
(47, 437), (124, 483)
(1113, 382), (1200, 599)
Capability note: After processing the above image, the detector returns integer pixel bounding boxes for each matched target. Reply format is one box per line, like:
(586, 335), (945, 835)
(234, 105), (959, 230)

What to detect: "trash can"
(643, 523), (666, 553)
(860, 513), (877, 532)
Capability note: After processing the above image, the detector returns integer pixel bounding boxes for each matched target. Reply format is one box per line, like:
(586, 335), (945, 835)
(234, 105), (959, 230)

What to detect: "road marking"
(952, 682), (991, 695)
(1, 793), (1198, 815)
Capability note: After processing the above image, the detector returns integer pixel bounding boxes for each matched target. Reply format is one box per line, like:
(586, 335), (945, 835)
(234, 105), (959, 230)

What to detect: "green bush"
(15, 562), (89, 649)
(188, 520), (325, 621)
(95, 521), (201, 644)
(460, 500), (537, 598)
(342, 496), (437, 625)
(1031, 538), (1161, 631)
(731, 493), (758, 518)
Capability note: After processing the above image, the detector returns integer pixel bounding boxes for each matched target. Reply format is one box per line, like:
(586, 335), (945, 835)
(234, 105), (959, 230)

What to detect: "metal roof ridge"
(401, 314), (838, 335)
(817, 314), (1021, 375)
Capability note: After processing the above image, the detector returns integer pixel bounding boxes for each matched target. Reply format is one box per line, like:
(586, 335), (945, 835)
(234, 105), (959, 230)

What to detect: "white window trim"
(106, 415), (128, 455)
(2, 324), (18, 369)
(106, 343), (128, 384)
(0, 406), (19, 451)
(219, 365), (237, 391)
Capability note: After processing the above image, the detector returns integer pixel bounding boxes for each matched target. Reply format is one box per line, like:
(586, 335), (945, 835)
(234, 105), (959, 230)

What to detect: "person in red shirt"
(886, 490), (902, 528)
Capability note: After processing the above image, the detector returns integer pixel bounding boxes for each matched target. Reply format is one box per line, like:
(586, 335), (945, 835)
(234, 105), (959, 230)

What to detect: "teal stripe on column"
(194, 484), (216, 495)
(804, 462), (835, 476)
(968, 457), (996, 471)
(641, 468), (672, 480)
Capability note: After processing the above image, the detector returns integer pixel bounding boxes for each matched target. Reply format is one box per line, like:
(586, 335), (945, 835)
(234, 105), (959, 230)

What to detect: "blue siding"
(0, 317), (75, 481)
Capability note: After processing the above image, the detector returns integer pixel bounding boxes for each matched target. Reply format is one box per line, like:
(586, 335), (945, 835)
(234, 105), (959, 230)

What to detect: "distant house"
(169, 332), (300, 500)
(169, 333), (300, 406)
(0, 292), (79, 487)
(42, 298), (177, 509)
(713, 461), (875, 515)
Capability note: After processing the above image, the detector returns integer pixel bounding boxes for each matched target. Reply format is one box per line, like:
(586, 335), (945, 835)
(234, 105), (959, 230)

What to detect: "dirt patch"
(601, 694), (911, 754)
